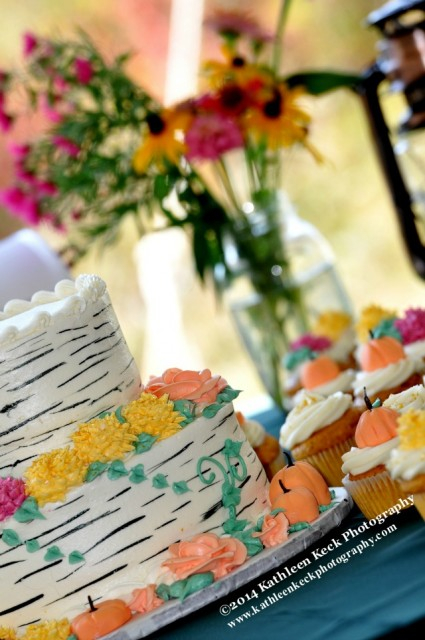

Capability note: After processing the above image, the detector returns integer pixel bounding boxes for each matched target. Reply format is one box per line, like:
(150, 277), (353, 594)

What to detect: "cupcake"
(387, 409), (425, 520)
(352, 333), (424, 406)
(395, 307), (425, 361)
(341, 390), (411, 519)
(282, 333), (332, 403)
(383, 383), (425, 413)
(279, 390), (361, 487)
(236, 412), (285, 481)
(292, 353), (355, 404)
(312, 310), (356, 369)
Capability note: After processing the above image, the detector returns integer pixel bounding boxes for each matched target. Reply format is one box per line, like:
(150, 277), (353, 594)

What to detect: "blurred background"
(1, 0), (425, 410)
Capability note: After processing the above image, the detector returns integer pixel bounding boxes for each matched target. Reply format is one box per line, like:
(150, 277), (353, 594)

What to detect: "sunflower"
(133, 108), (192, 174)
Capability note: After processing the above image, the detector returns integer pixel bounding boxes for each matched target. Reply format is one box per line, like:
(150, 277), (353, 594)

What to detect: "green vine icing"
(155, 572), (214, 602)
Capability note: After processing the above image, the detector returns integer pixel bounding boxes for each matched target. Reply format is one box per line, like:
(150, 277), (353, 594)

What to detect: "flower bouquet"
(0, 1), (360, 406)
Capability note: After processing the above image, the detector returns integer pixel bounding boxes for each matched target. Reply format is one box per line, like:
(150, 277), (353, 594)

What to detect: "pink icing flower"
(185, 113), (243, 161)
(52, 135), (80, 157)
(290, 333), (332, 353)
(145, 368), (228, 404)
(0, 477), (26, 521)
(23, 31), (38, 57)
(162, 532), (247, 580)
(128, 585), (164, 613)
(253, 512), (289, 548)
(74, 57), (94, 84)
(395, 308), (425, 345)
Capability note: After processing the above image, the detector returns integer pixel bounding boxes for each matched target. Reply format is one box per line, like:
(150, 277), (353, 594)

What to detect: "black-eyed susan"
(133, 108), (192, 174)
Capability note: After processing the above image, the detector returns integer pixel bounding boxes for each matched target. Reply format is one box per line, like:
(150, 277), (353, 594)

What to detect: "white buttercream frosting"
(341, 437), (399, 476)
(387, 448), (425, 481)
(279, 390), (353, 450)
(353, 358), (424, 397)
(404, 339), (425, 359)
(239, 417), (265, 448)
(383, 384), (425, 413)
(324, 327), (356, 363)
(295, 369), (355, 400)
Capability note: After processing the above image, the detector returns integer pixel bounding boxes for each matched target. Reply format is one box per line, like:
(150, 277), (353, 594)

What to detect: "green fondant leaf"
(26, 539), (40, 553)
(201, 404), (222, 418)
(373, 317), (401, 341)
(172, 399), (196, 422)
(152, 473), (169, 489)
(68, 550), (86, 564)
(372, 398), (382, 408)
(217, 386), (241, 402)
(169, 572), (215, 601)
(223, 439), (242, 458)
(319, 503), (334, 513)
(330, 489), (336, 500)
(44, 545), (65, 562)
(283, 346), (313, 371)
(172, 481), (191, 495)
(288, 522), (311, 533)
(233, 530), (264, 556)
(134, 432), (158, 454)
(97, 411), (111, 419)
(84, 461), (108, 482)
(129, 464), (147, 484)
(14, 496), (46, 523)
(107, 460), (129, 480)
(155, 583), (171, 601)
(114, 406), (126, 424)
(67, 635), (78, 640)
(2, 528), (22, 547)
(223, 518), (249, 534)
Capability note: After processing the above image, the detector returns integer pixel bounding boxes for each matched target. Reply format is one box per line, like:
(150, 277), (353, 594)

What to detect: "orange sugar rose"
(161, 532), (247, 580)
(253, 512), (289, 548)
(144, 368), (228, 403)
(128, 585), (164, 614)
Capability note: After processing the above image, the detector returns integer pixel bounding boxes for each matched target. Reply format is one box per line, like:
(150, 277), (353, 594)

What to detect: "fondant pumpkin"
(270, 480), (320, 524)
(300, 355), (340, 390)
(355, 390), (399, 448)
(71, 596), (132, 640)
(360, 336), (405, 372)
(269, 455), (331, 505)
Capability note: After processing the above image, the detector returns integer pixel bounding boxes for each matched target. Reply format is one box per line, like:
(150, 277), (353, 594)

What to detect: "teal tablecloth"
(150, 405), (425, 640)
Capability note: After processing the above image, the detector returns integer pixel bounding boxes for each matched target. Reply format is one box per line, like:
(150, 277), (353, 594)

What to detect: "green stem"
(271, 0), (292, 76)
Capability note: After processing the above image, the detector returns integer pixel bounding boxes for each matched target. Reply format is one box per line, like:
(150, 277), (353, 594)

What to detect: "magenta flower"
(395, 308), (425, 345)
(40, 94), (63, 123)
(0, 477), (26, 521)
(0, 186), (40, 224)
(290, 333), (332, 352)
(0, 108), (12, 132)
(8, 142), (31, 159)
(185, 113), (243, 161)
(74, 57), (94, 84)
(23, 31), (38, 57)
(35, 180), (58, 197)
(52, 135), (80, 157)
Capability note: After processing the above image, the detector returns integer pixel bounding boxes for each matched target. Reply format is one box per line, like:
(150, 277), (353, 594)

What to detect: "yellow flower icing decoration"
(397, 409), (425, 450)
(123, 392), (184, 441)
(356, 305), (397, 343)
(21, 619), (71, 640)
(24, 448), (87, 506)
(312, 311), (352, 341)
(0, 627), (17, 640)
(72, 413), (136, 463)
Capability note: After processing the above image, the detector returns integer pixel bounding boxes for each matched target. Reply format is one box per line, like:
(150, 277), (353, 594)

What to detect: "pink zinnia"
(290, 333), (332, 353)
(0, 477), (26, 521)
(23, 31), (38, 57)
(185, 113), (243, 161)
(8, 142), (31, 159)
(0, 186), (40, 225)
(74, 57), (94, 84)
(52, 135), (80, 157)
(395, 308), (425, 345)
(0, 108), (12, 132)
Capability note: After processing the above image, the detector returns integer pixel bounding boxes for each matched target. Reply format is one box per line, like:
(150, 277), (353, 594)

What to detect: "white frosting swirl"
(239, 418), (265, 448)
(324, 328), (356, 363)
(404, 339), (425, 359)
(279, 390), (353, 450)
(383, 384), (425, 413)
(387, 448), (425, 481)
(341, 437), (399, 476)
(353, 358), (423, 397)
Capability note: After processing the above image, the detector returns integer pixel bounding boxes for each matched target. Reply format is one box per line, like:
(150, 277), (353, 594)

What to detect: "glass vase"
(214, 190), (352, 409)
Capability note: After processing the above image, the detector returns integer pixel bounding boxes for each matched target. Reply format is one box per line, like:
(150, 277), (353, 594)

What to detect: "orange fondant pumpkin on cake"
(270, 480), (320, 524)
(300, 355), (340, 390)
(355, 391), (399, 448)
(360, 336), (405, 372)
(269, 455), (331, 506)
(71, 596), (132, 640)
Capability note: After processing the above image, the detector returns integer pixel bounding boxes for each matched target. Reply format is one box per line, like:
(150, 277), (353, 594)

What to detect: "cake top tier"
(0, 274), (106, 344)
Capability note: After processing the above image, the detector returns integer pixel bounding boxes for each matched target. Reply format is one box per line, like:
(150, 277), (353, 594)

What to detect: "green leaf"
(2, 529), (22, 547)
(129, 464), (147, 483)
(134, 432), (158, 453)
(85, 461), (108, 482)
(107, 460), (129, 480)
(44, 546), (65, 562)
(172, 481), (191, 495)
(14, 497), (46, 523)
(285, 70), (362, 95)
(152, 473), (169, 489)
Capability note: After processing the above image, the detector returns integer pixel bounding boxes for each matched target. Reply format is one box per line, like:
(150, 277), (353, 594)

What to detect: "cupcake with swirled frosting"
(236, 412), (285, 481)
(279, 390), (361, 486)
(395, 308), (425, 361)
(387, 409), (425, 519)
(341, 389), (415, 519)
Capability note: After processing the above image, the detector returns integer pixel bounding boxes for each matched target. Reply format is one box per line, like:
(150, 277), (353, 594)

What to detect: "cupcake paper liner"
(342, 469), (410, 520)
(292, 437), (355, 487)
(412, 493), (425, 521)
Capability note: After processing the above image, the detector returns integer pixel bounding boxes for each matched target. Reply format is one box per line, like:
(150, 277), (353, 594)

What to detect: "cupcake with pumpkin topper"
(352, 318), (424, 407)
(282, 333), (332, 405)
(386, 408), (425, 520)
(341, 389), (411, 519)
(279, 389), (361, 486)
(292, 351), (356, 406)
(236, 411), (285, 480)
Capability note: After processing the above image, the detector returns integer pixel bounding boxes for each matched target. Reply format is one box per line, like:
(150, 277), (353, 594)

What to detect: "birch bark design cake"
(0, 275), (270, 636)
